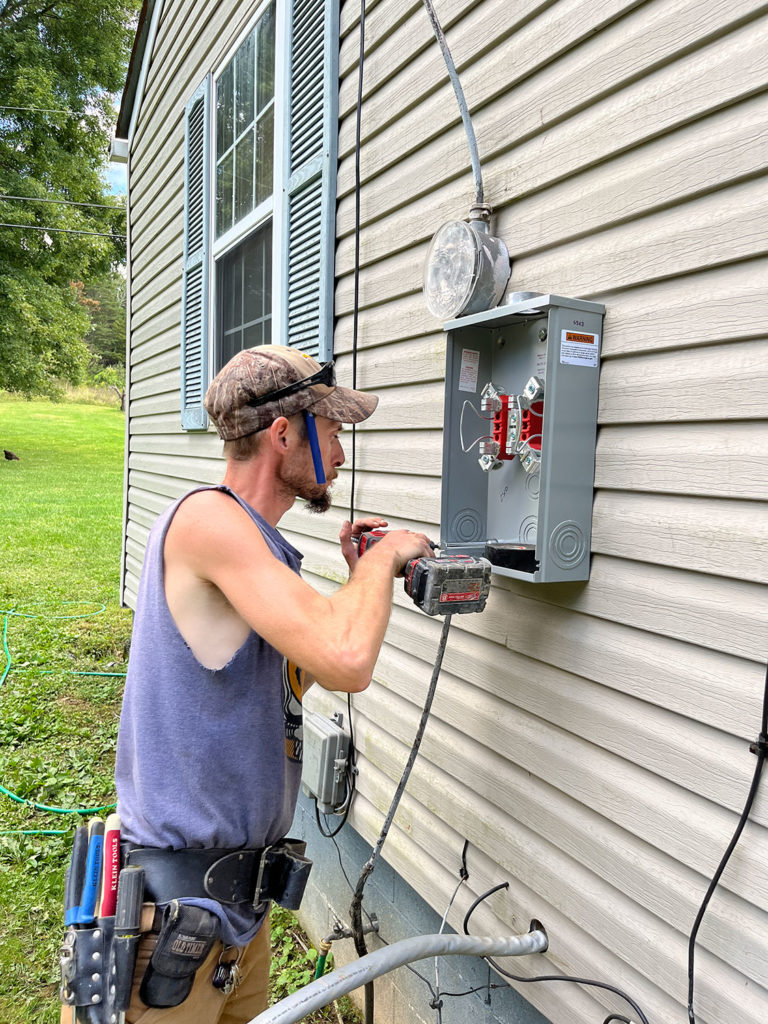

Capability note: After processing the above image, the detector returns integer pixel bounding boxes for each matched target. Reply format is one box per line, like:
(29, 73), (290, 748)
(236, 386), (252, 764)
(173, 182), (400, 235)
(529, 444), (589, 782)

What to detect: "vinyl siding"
(301, 1), (768, 1022)
(123, 1), (768, 1023)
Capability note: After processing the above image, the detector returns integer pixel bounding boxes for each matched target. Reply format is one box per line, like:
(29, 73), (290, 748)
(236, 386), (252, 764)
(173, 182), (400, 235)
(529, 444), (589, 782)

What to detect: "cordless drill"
(356, 530), (492, 616)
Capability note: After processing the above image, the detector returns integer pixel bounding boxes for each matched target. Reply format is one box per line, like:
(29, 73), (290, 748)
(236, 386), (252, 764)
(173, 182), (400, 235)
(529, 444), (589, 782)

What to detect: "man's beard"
(279, 460), (335, 514)
(305, 490), (332, 514)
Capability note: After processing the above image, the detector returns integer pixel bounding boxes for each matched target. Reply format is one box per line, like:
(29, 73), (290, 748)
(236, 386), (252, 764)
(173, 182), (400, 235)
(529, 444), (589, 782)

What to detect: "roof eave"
(115, 0), (155, 141)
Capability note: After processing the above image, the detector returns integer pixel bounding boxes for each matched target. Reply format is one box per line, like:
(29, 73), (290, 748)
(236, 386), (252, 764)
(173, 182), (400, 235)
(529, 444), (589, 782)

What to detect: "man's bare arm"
(165, 490), (432, 692)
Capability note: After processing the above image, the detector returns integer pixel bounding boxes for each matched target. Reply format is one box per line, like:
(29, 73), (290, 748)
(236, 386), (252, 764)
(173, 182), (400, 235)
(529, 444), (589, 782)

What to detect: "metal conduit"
(249, 928), (548, 1024)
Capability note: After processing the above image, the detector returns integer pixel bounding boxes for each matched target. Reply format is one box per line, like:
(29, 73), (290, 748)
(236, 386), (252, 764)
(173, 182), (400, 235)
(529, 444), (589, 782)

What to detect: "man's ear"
(267, 416), (294, 452)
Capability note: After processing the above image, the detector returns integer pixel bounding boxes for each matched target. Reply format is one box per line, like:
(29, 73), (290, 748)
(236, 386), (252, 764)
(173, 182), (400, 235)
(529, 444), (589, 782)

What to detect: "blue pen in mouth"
(303, 410), (326, 485)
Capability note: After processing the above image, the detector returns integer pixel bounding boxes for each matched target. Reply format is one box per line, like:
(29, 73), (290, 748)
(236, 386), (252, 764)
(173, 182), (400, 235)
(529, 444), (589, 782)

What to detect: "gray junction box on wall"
(301, 710), (350, 815)
(440, 294), (605, 583)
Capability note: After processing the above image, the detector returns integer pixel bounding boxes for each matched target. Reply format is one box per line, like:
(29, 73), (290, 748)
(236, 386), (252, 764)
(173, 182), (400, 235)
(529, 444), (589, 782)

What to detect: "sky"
(106, 161), (127, 196)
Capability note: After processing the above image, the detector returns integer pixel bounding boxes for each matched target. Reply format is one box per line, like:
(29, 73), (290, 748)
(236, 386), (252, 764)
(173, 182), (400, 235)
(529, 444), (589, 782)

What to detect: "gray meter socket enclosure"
(441, 294), (605, 583)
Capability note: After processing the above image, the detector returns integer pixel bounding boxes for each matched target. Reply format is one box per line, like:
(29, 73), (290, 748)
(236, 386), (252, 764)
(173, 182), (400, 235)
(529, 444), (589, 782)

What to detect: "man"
(114, 345), (432, 1024)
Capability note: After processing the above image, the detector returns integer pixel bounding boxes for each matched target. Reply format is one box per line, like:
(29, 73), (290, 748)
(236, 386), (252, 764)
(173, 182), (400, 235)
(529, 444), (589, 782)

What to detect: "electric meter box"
(301, 710), (350, 815)
(440, 294), (605, 583)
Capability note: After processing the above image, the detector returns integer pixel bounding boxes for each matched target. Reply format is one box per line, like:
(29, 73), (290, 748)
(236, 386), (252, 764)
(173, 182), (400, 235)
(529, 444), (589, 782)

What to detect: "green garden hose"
(314, 944), (331, 980)
(0, 602), (126, 827)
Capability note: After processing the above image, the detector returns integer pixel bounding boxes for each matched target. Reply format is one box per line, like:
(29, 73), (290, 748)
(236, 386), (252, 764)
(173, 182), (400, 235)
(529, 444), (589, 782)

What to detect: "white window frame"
(180, 0), (339, 430)
(211, 0), (284, 363)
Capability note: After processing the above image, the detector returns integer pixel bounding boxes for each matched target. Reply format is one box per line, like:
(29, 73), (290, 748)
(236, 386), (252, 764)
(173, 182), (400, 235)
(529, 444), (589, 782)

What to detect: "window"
(215, 3), (275, 363)
(215, 5), (274, 240)
(217, 222), (272, 364)
(180, 0), (339, 430)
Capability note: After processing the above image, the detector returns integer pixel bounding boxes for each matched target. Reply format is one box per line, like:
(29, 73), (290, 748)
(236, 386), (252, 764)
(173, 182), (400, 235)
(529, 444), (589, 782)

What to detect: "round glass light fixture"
(423, 219), (511, 320)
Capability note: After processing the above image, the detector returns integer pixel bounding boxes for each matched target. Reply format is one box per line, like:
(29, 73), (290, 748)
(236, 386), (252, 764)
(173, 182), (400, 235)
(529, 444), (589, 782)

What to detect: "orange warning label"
(564, 332), (595, 344)
(560, 329), (600, 368)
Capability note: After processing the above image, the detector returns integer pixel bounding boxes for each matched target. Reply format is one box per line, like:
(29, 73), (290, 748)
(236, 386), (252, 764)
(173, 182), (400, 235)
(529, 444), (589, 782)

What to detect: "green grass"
(0, 395), (360, 1024)
(0, 394), (130, 1023)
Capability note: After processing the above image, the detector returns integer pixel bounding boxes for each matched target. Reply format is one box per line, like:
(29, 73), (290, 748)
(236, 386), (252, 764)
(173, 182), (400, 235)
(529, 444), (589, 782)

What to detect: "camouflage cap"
(204, 345), (379, 440)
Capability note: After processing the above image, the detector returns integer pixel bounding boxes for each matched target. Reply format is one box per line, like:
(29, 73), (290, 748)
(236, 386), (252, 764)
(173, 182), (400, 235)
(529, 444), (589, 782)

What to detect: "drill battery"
(357, 531), (492, 615)
(403, 554), (492, 616)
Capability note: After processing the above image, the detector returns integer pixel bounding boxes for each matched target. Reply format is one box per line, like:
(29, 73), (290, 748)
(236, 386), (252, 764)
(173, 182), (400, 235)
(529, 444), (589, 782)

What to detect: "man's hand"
(340, 519), (433, 576)
(372, 529), (434, 577)
(340, 516), (389, 571)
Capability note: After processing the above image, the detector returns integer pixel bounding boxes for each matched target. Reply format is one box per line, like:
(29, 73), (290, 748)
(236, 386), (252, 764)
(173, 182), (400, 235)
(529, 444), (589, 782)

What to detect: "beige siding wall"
(298, 1), (768, 1022)
(124, 1), (768, 1022)
(124, 0), (261, 605)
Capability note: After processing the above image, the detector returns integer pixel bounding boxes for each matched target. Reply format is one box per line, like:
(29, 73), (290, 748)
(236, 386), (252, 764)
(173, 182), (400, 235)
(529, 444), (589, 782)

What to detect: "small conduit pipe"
(249, 928), (548, 1024)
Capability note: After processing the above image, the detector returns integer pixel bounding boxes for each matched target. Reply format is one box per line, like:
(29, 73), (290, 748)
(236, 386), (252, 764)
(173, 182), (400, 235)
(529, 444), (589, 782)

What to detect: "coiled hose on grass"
(0, 602), (125, 827)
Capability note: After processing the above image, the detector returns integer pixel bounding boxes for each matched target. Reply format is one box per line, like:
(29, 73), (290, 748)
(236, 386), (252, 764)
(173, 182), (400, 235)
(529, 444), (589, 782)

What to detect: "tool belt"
(60, 838), (312, 1021)
(123, 837), (312, 911)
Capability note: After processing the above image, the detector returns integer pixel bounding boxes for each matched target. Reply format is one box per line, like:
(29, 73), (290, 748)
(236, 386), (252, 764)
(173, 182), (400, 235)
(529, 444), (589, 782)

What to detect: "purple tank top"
(115, 486), (305, 944)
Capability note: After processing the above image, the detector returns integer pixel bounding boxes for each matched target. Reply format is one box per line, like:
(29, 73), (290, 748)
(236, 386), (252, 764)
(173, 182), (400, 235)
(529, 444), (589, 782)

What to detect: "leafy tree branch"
(0, 0), (140, 396)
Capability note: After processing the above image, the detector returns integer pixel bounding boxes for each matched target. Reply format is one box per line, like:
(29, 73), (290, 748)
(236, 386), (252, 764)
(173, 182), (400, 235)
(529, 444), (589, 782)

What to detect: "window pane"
(255, 105), (273, 207)
(244, 230), (271, 325)
(236, 31), (255, 136)
(244, 321), (268, 349)
(256, 3), (275, 114)
(216, 62), (234, 158)
(216, 221), (273, 369)
(215, 1), (275, 237)
(234, 129), (254, 224)
(216, 153), (234, 237)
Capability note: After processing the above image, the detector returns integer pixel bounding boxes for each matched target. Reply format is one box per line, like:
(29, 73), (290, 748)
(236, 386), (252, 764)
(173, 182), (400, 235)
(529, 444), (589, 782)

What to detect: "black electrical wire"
(420, 0), (484, 206)
(687, 662), (768, 1024)
(462, 884), (650, 1024)
(0, 194), (123, 211)
(350, 613), (453, 1024)
(348, 0), (366, 526)
(323, 0), (367, 904)
(435, 982), (504, 1000)
(346, 6), (369, 1015)
(314, 760), (356, 839)
(0, 222), (126, 239)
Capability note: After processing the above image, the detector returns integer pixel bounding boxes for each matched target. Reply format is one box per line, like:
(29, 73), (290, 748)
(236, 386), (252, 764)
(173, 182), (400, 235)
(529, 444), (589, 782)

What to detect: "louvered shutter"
(181, 77), (211, 429)
(284, 0), (339, 361)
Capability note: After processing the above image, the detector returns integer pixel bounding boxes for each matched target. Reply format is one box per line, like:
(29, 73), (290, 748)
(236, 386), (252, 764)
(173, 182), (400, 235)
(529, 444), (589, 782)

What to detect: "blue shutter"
(284, 0), (339, 360)
(181, 77), (211, 429)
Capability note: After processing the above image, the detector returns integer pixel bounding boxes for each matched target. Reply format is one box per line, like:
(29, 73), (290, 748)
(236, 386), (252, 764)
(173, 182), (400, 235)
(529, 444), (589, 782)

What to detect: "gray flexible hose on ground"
(249, 928), (548, 1024)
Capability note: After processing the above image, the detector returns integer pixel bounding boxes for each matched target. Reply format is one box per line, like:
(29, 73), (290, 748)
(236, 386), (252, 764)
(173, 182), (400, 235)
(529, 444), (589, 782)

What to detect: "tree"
(77, 272), (127, 368)
(0, 0), (140, 397)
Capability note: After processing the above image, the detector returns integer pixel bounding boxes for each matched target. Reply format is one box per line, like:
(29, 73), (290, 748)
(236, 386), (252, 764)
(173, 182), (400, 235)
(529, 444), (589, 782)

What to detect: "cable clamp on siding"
(749, 732), (768, 758)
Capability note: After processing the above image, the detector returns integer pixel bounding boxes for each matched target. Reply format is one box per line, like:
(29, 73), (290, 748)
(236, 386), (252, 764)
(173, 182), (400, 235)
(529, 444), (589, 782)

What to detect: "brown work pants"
(125, 911), (271, 1024)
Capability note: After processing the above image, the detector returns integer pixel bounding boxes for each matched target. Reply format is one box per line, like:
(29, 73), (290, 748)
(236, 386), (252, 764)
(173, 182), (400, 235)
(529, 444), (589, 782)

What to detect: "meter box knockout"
(440, 294), (605, 583)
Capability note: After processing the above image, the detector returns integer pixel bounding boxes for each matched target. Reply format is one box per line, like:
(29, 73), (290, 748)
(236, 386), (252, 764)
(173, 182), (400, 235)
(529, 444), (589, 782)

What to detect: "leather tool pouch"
(203, 838), (312, 910)
(262, 839), (312, 911)
(59, 918), (115, 1018)
(139, 900), (219, 1008)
